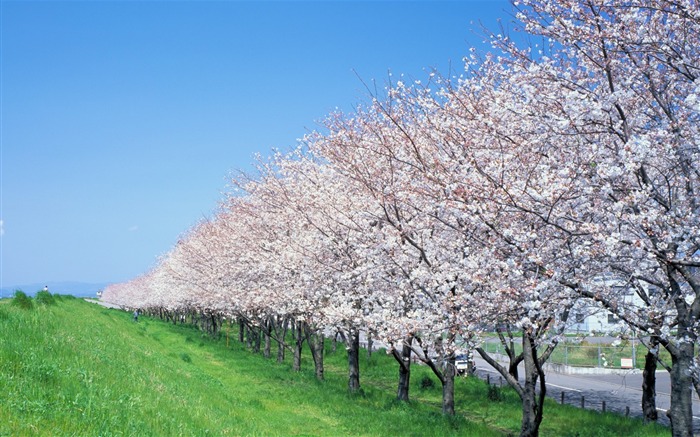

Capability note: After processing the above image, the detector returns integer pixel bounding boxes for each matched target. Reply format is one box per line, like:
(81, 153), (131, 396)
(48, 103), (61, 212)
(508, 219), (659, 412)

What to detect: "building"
(566, 275), (644, 335)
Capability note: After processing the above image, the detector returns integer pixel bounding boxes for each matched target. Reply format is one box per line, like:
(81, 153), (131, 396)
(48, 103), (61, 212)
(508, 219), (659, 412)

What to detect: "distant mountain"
(0, 281), (112, 299)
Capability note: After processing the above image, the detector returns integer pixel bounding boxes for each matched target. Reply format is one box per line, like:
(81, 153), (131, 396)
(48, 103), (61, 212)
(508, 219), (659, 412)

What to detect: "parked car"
(455, 354), (471, 375)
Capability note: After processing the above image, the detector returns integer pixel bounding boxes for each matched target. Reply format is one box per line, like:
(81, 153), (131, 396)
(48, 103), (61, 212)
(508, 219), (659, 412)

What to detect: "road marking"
(479, 367), (582, 393)
(546, 382), (582, 393)
(656, 408), (700, 420)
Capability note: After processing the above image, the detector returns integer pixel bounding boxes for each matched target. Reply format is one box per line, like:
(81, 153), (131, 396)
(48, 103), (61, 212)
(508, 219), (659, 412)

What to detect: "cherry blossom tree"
(495, 1), (700, 434)
(102, 3), (698, 434)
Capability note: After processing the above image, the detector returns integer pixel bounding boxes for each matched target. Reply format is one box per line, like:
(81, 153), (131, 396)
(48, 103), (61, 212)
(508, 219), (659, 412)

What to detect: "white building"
(566, 275), (645, 335)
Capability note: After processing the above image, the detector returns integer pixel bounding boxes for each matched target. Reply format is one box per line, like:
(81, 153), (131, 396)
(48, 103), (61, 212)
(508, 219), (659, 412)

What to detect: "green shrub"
(420, 375), (435, 390)
(11, 290), (34, 310)
(36, 290), (57, 306)
(487, 384), (504, 402)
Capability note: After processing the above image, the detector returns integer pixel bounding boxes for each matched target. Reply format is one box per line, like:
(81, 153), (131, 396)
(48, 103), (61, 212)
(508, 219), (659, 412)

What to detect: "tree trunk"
(367, 333), (373, 359)
(277, 317), (288, 364)
(477, 329), (553, 437)
(668, 340), (694, 437)
(692, 373), (700, 403)
(642, 336), (659, 423)
(498, 326), (521, 380)
(293, 320), (303, 372)
(520, 331), (544, 437)
(442, 353), (456, 416)
(392, 335), (413, 402)
(313, 334), (325, 381)
(252, 325), (261, 353)
(210, 314), (218, 335)
(416, 337), (456, 416)
(347, 330), (361, 393)
(202, 313), (210, 333)
(246, 327), (253, 349)
(509, 358), (521, 381)
(263, 318), (272, 359)
(277, 338), (286, 362)
(305, 324), (325, 381)
(238, 318), (245, 343)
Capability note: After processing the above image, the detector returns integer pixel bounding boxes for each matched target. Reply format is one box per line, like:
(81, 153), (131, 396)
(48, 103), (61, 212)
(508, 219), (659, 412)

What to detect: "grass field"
(0, 295), (671, 436)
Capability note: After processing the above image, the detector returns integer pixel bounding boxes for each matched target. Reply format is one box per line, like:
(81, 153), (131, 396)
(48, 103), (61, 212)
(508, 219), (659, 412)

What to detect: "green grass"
(0, 297), (670, 436)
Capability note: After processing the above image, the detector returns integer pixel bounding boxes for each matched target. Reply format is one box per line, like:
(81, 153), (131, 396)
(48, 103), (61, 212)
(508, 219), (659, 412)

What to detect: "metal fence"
(480, 339), (668, 369)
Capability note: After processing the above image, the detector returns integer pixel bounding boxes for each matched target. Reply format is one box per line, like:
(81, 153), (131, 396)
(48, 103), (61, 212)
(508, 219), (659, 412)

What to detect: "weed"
(11, 290), (33, 310)
(419, 375), (435, 390)
(36, 290), (57, 306)
(382, 397), (410, 411)
(487, 384), (504, 402)
(180, 353), (192, 363)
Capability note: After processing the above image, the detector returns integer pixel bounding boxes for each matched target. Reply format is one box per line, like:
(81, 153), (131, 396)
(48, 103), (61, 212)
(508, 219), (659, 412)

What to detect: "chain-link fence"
(480, 339), (671, 369)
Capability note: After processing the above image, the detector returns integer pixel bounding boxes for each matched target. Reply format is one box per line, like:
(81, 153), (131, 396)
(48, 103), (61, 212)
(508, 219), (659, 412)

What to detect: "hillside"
(0, 297), (669, 436)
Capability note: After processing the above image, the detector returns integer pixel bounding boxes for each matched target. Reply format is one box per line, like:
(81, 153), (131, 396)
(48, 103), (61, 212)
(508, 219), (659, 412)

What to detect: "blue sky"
(1, 0), (512, 289)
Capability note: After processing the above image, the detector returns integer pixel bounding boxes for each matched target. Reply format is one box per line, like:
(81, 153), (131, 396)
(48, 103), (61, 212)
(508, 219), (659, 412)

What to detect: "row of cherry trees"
(103, 1), (699, 436)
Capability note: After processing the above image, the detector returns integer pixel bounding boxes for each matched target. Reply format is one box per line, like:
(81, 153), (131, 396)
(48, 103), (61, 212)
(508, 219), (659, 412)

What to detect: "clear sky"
(1, 0), (512, 288)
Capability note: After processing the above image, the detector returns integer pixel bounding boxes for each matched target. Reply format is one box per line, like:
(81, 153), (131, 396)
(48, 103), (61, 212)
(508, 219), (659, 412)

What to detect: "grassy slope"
(0, 297), (670, 436)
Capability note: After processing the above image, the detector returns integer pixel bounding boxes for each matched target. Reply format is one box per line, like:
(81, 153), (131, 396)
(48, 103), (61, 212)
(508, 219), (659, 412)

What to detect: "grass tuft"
(487, 384), (505, 402)
(35, 290), (57, 306)
(419, 374), (436, 390)
(11, 290), (33, 310)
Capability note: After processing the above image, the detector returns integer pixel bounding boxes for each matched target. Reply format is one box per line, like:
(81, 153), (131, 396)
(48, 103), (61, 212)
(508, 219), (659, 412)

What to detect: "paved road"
(85, 298), (122, 309)
(473, 356), (700, 432)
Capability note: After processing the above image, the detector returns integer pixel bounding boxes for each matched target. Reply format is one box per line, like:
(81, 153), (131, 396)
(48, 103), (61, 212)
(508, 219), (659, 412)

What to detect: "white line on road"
(479, 367), (582, 393)
(656, 408), (700, 420)
(546, 382), (582, 393)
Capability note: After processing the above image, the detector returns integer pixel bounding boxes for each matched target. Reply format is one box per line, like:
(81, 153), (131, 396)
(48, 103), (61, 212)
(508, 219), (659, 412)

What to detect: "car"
(455, 354), (472, 375)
